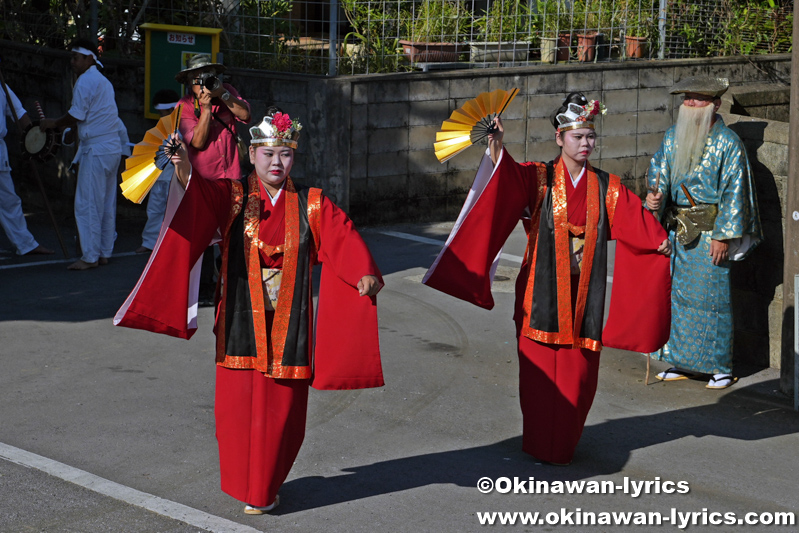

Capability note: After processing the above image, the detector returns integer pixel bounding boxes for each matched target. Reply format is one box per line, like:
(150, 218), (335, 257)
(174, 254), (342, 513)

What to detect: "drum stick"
(0, 65), (69, 257)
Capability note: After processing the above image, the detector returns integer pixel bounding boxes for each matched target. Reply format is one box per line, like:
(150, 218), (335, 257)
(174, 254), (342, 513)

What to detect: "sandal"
(706, 374), (738, 389)
(244, 495), (279, 515)
(656, 367), (694, 382)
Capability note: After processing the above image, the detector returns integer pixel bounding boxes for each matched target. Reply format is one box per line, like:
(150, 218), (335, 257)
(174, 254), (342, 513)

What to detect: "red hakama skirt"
(215, 366), (309, 506)
(517, 335), (600, 465)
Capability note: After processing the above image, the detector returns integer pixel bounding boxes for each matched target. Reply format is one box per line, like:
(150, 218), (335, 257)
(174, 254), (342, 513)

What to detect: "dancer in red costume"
(424, 92), (671, 465)
(115, 107), (384, 513)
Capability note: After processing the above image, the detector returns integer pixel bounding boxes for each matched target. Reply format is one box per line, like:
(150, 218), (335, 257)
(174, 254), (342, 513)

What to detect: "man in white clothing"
(0, 80), (53, 256)
(135, 89), (179, 254)
(41, 39), (121, 270)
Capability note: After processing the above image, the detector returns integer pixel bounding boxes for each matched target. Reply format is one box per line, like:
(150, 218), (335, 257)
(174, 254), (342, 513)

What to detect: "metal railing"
(0, 0), (792, 75)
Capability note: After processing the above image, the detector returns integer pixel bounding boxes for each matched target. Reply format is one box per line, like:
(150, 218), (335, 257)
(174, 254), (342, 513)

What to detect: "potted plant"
(595, 0), (621, 60)
(399, 0), (469, 63)
(618, 0), (655, 58)
(340, 0), (405, 73)
(470, 0), (537, 63)
(573, 0), (600, 61)
(538, 0), (570, 63)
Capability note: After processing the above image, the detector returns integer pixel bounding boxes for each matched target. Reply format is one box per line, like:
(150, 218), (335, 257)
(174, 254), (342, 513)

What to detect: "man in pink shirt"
(175, 53), (251, 181)
(175, 54), (251, 304)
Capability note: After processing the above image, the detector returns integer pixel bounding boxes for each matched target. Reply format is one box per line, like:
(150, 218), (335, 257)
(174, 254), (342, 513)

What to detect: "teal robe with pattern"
(648, 117), (762, 374)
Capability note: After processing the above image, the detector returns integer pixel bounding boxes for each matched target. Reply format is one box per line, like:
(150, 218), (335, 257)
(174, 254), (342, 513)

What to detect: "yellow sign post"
(140, 23), (222, 120)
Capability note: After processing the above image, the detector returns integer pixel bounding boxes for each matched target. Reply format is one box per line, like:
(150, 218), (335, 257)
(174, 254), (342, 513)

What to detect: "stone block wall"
(728, 83), (791, 122)
(344, 56), (791, 224)
(723, 113), (790, 370)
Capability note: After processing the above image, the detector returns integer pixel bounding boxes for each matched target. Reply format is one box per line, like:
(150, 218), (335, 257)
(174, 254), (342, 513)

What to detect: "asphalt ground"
(1, 210), (798, 533)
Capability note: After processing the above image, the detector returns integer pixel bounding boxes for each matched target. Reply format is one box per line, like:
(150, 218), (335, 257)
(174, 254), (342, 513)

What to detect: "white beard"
(672, 103), (715, 177)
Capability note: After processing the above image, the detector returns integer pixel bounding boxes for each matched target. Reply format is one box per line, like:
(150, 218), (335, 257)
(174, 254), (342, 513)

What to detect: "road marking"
(377, 230), (524, 263)
(377, 229), (613, 284)
(0, 442), (262, 533)
(0, 251), (140, 270)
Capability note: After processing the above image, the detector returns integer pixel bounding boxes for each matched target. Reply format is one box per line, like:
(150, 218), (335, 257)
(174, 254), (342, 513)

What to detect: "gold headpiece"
(249, 112), (302, 149)
(556, 99), (607, 132)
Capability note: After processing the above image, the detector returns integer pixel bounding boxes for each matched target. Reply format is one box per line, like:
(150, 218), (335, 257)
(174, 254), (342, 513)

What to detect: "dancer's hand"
(657, 238), (672, 256)
(357, 275), (382, 297)
(169, 134), (192, 188)
(488, 117), (504, 165)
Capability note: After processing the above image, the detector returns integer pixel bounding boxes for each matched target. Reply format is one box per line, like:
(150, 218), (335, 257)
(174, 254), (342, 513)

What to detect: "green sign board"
(140, 23), (222, 120)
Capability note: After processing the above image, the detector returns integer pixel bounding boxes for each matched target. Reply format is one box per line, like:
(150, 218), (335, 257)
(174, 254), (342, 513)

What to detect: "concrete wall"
(723, 112), (789, 370)
(344, 56), (791, 224)
(728, 83), (791, 123)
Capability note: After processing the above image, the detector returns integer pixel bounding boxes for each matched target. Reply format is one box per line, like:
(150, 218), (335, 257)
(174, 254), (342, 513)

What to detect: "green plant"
(595, 0), (624, 43)
(342, 0), (406, 40)
(340, 0), (408, 73)
(714, 0), (793, 55)
(538, 0), (583, 38)
(224, 0), (311, 72)
(403, 0), (470, 43)
(572, 0), (601, 34)
(340, 32), (407, 74)
(538, 0), (566, 38)
(617, 0), (656, 38)
(472, 0), (538, 43)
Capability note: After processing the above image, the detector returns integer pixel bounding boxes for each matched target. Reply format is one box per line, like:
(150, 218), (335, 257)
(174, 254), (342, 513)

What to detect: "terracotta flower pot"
(577, 33), (597, 62)
(625, 35), (647, 59)
(556, 34), (571, 62)
(399, 40), (464, 62)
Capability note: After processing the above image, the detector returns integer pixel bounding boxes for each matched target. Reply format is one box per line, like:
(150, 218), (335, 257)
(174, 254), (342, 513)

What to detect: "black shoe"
(198, 287), (216, 308)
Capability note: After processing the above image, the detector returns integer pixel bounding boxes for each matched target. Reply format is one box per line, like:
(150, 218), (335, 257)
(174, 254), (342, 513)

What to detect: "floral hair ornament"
(556, 99), (607, 132)
(249, 112), (302, 149)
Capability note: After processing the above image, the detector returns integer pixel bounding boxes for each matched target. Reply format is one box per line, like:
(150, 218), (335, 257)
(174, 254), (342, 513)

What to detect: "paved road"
(1, 214), (797, 532)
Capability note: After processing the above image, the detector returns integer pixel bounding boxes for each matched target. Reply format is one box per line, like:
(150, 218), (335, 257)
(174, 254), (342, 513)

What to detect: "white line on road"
(0, 442), (262, 533)
(377, 230), (525, 263)
(378, 229), (614, 284)
(0, 251), (140, 271)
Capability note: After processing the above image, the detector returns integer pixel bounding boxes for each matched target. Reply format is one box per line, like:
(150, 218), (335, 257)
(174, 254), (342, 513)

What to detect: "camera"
(196, 72), (222, 92)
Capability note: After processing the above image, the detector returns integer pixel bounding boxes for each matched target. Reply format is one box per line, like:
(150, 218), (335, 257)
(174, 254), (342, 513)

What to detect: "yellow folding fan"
(120, 104), (182, 203)
(433, 88), (519, 163)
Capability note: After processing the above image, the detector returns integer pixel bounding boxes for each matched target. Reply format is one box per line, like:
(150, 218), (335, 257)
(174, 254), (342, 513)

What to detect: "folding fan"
(433, 88), (519, 163)
(120, 104), (183, 203)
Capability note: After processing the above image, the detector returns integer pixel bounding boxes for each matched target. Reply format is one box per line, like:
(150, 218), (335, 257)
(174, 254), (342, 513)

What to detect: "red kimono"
(115, 171), (383, 506)
(424, 149), (670, 464)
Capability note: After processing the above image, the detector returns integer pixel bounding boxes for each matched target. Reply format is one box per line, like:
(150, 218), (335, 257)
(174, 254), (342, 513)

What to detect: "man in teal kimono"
(645, 76), (762, 389)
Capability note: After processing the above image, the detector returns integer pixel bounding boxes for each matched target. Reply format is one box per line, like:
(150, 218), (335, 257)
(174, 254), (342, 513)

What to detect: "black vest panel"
(529, 163), (611, 343)
(224, 179), (314, 367)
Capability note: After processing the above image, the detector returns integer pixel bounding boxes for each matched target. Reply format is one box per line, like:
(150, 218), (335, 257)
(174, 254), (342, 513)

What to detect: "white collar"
(567, 164), (586, 187)
(264, 183), (284, 206)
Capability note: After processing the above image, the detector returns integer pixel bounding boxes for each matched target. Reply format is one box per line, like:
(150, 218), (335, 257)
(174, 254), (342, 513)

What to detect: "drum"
(21, 121), (60, 162)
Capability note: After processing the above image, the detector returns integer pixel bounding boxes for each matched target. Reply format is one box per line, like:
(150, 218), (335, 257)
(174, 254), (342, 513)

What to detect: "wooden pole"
(781, 0), (799, 395)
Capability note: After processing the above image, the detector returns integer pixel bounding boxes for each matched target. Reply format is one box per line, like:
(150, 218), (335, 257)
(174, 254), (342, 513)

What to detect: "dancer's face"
(556, 128), (596, 164)
(251, 145), (294, 197)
